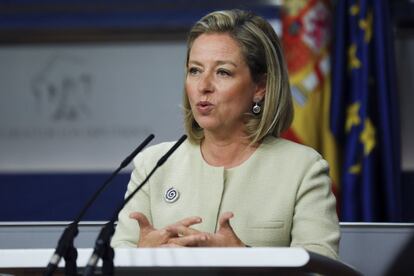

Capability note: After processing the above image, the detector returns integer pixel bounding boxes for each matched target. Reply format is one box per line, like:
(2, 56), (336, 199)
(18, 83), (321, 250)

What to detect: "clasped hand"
(129, 211), (245, 247)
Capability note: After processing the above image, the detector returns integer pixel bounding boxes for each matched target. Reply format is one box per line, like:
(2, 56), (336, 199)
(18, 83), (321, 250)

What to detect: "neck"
(201, 131), (258, 169)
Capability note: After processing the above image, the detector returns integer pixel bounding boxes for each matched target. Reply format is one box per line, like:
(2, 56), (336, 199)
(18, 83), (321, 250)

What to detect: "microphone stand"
(83, 134), (187, 276)
(48, 222), (79, 276)
(44, 134), (155, 276)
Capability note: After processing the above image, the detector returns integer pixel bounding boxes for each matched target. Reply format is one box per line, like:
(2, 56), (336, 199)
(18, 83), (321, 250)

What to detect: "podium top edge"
(1, 221), (414, 227)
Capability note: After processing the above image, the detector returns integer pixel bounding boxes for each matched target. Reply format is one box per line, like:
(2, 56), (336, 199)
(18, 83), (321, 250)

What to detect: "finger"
(168, 234), (208, 247)
(129, 212), (152, 231)
(218, 212), (234, 230)
(158, 228), (175, 239)
(160, 243), (183, 248)
(175, 216), (202, 227)
(166, 224), (200, 237)
(154, 228), (177, 244)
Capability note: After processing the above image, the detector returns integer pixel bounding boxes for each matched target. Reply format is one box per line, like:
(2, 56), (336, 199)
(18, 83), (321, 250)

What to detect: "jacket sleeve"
(110, 153), (152, 248)
(290, 156), (340, 259)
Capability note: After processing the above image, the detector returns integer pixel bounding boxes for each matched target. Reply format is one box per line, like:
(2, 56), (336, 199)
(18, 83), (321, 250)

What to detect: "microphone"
(83, 134), (187, 276)
(44, 134), (155, 276)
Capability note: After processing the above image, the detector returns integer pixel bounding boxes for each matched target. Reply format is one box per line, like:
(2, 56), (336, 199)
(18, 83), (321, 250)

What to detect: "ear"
(253, 74), (266, 102)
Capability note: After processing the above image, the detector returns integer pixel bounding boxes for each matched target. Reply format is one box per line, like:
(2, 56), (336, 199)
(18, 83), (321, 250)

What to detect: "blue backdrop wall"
(0, 173), (129, 221)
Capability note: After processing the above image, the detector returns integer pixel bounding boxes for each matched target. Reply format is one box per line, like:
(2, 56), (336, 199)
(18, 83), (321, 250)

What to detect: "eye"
(217, 69), (232, 77)
(188, 67), (201, 75)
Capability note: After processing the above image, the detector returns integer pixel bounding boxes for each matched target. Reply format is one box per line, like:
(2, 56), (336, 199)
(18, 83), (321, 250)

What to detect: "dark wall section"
(402, 172), (414, 222)
(0, 0), (280, 43)
(0, 173), (129, 221)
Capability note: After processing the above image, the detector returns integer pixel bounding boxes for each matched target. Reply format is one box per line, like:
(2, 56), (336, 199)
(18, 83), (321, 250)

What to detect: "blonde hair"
(183, 9), (293, 144)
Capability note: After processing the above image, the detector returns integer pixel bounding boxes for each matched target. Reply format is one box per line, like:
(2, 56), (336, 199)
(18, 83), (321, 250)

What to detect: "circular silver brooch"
(164, 187), (180, 203)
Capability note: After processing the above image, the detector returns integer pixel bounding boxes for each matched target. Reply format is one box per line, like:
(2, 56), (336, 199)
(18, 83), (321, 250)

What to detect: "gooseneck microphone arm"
(44, 134), (155, 276)
(83, 134), (187, 276)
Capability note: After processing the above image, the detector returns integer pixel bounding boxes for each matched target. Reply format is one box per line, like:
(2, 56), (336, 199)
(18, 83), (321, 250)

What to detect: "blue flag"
(331, 0), (401, 221)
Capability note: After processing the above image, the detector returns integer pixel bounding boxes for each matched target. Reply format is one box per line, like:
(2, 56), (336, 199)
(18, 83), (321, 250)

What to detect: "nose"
(197, 72), (214, 94)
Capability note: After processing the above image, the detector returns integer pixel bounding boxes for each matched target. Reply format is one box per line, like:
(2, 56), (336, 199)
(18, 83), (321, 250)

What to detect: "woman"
(111, 9), (340, 259)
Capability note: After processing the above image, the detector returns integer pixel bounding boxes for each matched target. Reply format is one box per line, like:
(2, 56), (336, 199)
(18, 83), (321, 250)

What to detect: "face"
(186, 33), (265, 136)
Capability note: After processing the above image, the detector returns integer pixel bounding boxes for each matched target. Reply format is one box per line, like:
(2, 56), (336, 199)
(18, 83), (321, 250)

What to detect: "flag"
(331, 0), (401, 221)
(281, 0), (340, 197)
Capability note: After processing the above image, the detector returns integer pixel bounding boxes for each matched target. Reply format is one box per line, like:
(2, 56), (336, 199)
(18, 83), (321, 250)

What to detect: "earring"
(252, 102), (261, 115)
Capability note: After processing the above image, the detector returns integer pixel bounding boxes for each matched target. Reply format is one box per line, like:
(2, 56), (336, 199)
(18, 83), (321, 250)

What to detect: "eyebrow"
(188, 60), (238, 68)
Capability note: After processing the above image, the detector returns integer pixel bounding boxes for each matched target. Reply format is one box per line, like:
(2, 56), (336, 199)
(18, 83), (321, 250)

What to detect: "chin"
(194, 116), (212, 125)
(196, 121), (220, 132)
(199, 125), (219, 132)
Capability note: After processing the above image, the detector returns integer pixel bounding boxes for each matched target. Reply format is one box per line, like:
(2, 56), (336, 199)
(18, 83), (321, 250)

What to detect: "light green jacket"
(111, 136), (340, 259)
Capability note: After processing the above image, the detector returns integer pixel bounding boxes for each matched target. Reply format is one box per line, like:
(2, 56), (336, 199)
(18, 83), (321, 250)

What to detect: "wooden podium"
(0, 247), (360, 275)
